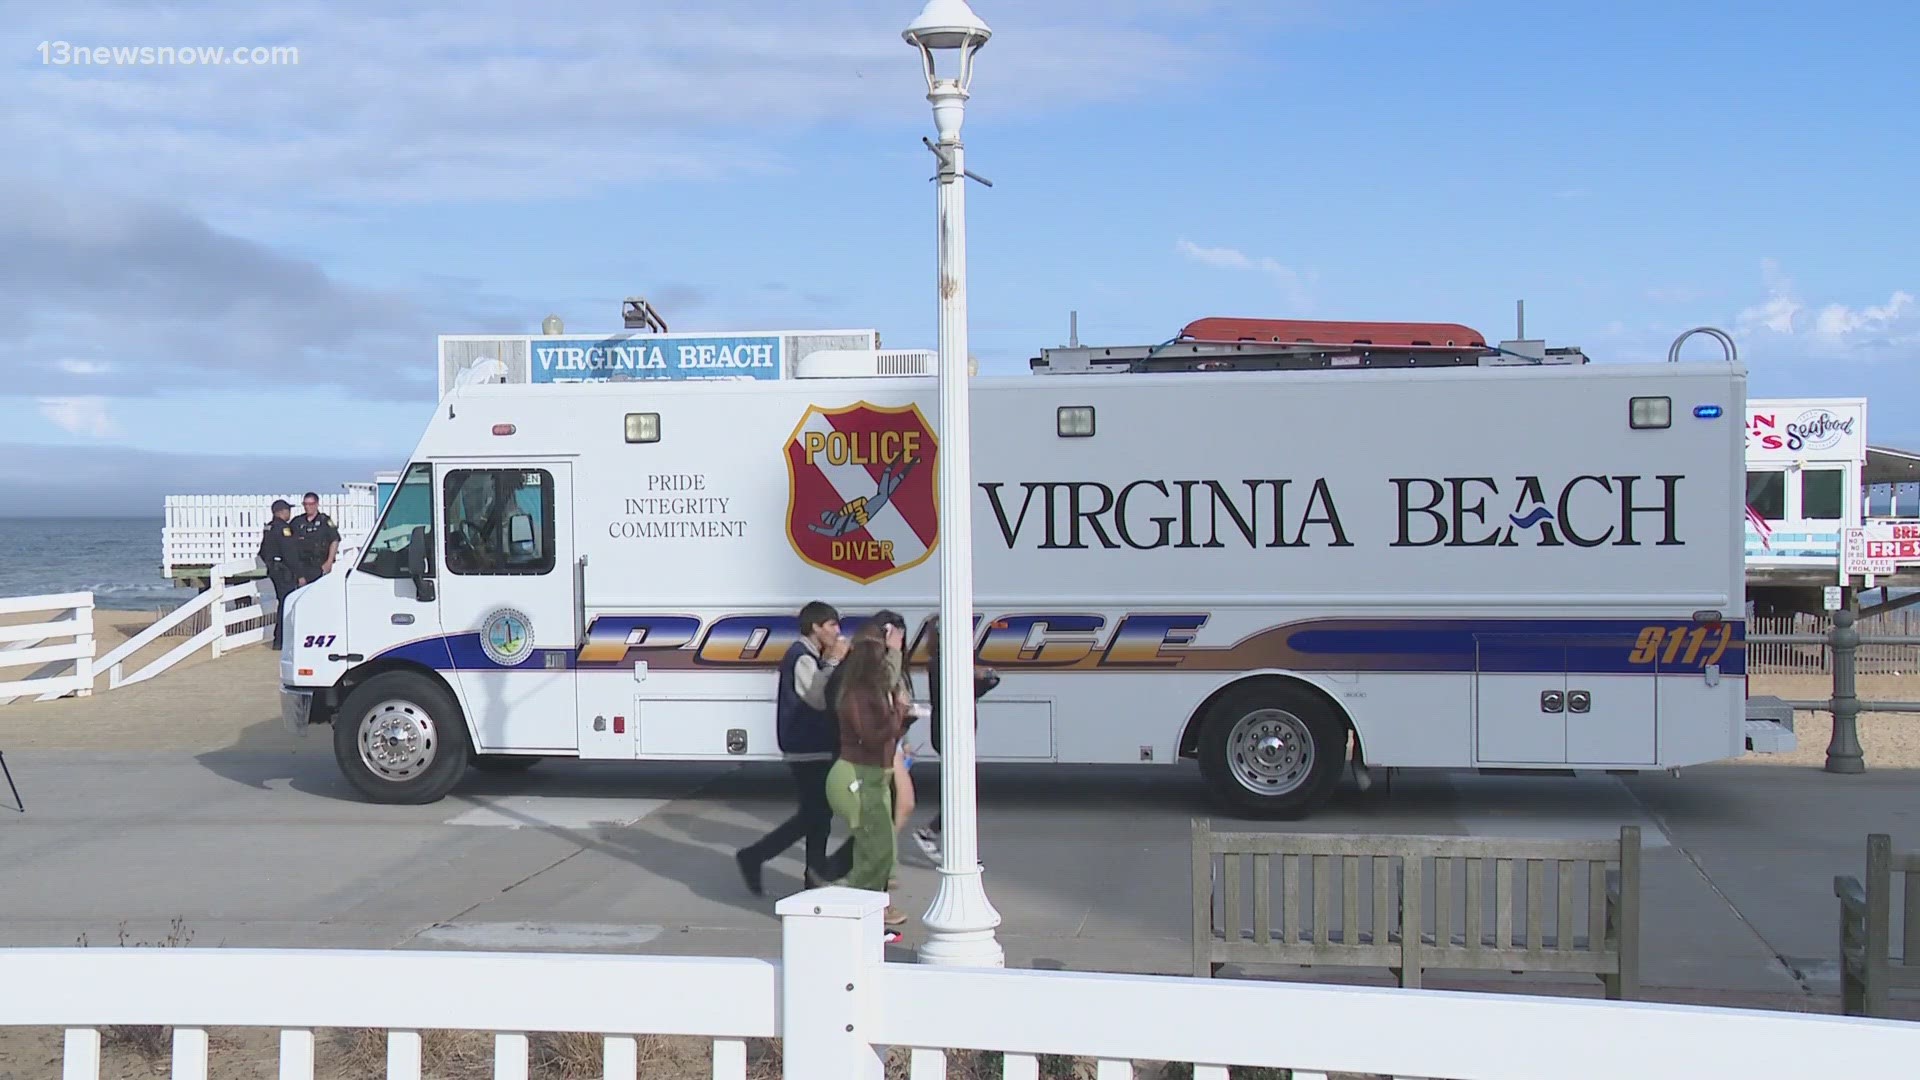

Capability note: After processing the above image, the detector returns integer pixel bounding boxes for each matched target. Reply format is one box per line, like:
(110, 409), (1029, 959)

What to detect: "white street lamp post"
(904, 0), (1003, 969)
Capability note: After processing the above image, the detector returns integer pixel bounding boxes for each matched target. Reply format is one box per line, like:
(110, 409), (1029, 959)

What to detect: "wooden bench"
(1836, 833), (1920, 1018)
(1190, 820), (1641, 999)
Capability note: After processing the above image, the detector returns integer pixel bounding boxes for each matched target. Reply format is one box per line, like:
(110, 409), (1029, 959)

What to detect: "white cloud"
(1815, 291), (1915, 339)
(38, 396), (120, 437)
(56, 359), (111, 375)
(6, 1), (1271, 210)
(1175, 240), (1253, 269)
(1175, 238), (1312, 308)
(1737, 258), (1803, 335)
(1736, 259), (1918, 352)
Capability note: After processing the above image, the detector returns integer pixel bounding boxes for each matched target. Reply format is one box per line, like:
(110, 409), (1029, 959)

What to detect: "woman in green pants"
(825, 636), (913, 929)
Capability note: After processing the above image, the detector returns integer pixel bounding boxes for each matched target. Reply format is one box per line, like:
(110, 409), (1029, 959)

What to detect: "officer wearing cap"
(290, 491), (341, 585)
(258, 499), (299, 649)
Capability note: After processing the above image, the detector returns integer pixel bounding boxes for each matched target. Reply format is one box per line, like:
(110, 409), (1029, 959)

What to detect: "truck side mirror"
(407, 526), (436, 602)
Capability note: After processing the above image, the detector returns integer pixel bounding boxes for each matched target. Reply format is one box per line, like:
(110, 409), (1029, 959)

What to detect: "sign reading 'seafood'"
(532, 333), (783, 382)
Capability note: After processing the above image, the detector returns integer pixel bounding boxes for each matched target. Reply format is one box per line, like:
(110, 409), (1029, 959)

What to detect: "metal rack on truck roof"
(1029, 316), (1590, 375)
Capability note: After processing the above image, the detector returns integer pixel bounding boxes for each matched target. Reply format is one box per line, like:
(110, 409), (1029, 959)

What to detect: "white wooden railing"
(8, 889), (1916, 1080)
(0, 592), (94, 706)
(163, 487), (377, 576)
(93, 560), (272, 690)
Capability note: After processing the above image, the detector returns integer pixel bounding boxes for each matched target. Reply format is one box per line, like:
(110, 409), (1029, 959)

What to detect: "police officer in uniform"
(290, 491), (341, 585)
(258, 499), (299, 649)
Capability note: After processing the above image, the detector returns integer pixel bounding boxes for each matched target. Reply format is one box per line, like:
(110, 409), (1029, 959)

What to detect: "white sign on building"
(1746, 398), (1866, 464)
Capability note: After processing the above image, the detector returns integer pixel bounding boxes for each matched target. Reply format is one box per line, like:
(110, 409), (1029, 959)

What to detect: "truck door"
(342, 462), (447, 669)
(434, 462), (579, 754)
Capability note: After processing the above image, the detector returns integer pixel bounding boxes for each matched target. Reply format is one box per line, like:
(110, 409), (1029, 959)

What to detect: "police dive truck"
(279, 315), (1790, 816)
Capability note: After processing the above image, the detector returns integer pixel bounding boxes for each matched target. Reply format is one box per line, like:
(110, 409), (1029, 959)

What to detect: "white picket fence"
(94, 560), (274, 690)
(10, 889), (1916, 1080)
(163, 487), (378, 578)
(0, 592), (95, 705)
(0, 561), (276, 705)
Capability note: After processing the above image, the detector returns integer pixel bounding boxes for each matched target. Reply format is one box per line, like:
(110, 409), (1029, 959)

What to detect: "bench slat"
(1589, 860), (1607, 956)
(1558, 861), (1576, 955)
(1205, 833), (1620, 860)
(1464, 858), (1483, 953)
(1359, 853), (1374, 945)
(1342, 856), (1358, 950)
(1252, 853), (1272, 946)
(1401, 855), (1424, 988)
(1223, 854), (1242, 944)
(1903, 868), (1919, 971)
(1313, 856), (1330, 946)
(1496, 860), (1514, 950)
(1283, 854), (1302, 946)
(1371, 856), (1389, 949)
(1527, 860), (1545, 954)
(1434, 858), (1453, 957)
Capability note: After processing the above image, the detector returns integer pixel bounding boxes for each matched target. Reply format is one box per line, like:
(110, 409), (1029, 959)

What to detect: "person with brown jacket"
(823, 636), (913, 927)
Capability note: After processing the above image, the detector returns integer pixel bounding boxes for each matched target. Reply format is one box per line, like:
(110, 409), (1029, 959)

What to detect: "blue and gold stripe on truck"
(370, 613), (1746, 677)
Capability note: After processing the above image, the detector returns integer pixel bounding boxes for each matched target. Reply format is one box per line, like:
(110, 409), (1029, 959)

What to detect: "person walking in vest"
(824, 634), (914, 933)
(735, 601), (849, 896)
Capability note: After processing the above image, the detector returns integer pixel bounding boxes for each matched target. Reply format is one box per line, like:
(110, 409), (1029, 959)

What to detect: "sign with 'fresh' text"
(532, 334), (783, 383)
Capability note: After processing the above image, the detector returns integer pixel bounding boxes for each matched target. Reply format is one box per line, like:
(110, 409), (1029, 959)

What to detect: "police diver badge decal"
(784, 401), (940, 585)
(479, 607), (536, 667)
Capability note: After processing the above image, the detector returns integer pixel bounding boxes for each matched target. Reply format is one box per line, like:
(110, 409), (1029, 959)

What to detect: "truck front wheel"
(333, 671), (471, 804)
(1196, 682), (1347, 818)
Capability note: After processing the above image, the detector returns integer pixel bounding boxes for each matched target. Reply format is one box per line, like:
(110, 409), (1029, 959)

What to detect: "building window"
(1746, 470), (1785, 520)
(1801, 469), (1844, 521)
(442, 468), (556, 576)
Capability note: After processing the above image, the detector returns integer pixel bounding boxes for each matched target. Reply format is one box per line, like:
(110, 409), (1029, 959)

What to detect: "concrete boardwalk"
(1, 648), (1915, 1019)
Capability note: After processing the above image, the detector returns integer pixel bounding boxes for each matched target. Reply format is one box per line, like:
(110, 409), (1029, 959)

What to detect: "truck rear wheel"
(1197, 682), (1346, 818)
(333, 671), (470, 804)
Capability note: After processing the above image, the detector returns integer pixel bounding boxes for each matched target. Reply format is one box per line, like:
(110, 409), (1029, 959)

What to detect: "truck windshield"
(356, 462), (433, 579)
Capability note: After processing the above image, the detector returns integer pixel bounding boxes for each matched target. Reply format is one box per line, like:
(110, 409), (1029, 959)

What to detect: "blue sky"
(4, 0), (1916, 513)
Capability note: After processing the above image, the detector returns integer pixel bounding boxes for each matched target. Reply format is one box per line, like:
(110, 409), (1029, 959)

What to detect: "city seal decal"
(480, 606), (536, 667)
(785, 400), (940, 585)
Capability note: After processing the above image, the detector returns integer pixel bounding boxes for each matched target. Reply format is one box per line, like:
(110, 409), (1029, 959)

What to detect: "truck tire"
(471, 755), (541, 773)
(333, 671), (471, 804)
(1196, 682), (1346, 818)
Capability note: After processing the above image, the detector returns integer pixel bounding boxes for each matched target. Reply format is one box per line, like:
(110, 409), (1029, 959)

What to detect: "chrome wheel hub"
(358, 699), (438, 782)
(1226, 708), (1314, 795)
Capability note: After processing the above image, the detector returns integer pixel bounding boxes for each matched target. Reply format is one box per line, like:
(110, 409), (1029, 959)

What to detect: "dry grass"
(74, 918), (197, 1067)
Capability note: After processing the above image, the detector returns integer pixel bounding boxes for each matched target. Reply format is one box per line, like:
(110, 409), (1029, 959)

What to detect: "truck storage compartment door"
(1474, 634), (1568, 765)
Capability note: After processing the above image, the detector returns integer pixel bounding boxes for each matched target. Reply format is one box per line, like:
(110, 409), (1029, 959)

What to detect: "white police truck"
(280, 316), (1790, 815)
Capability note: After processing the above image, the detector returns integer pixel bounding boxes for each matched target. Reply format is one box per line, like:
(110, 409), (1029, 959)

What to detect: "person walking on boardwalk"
(258, 499), (300, 650)
(823, 635), (914, 933)
(290, 492), (341, 583)
(736, 601), (849, 896)
(826, 613), (919, 866)
(909, 615), (999, 864)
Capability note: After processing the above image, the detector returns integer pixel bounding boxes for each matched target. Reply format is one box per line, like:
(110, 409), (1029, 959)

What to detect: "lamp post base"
(916, 864), (1004, 967)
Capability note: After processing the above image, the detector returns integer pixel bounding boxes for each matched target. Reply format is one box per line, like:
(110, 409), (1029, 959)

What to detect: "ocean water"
(0, 517), (199, 611)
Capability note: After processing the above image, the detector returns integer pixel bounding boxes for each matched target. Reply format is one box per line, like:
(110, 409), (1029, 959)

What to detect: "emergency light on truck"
(1630, 396), (1672, 429)
(625, 412), (660, 443)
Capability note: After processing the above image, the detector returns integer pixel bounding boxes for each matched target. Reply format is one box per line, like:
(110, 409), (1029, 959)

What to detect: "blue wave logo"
(1509, 505), (1555, 529)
